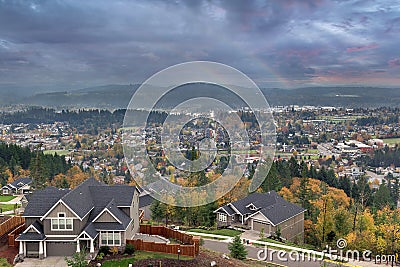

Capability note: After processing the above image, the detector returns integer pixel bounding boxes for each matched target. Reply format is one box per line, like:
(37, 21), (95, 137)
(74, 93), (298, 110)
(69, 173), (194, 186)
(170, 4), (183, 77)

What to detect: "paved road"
(203, 239), (339, 267)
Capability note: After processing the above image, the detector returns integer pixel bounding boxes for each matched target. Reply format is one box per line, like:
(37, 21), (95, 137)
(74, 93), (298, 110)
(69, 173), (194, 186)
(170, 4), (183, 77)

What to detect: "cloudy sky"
(0, 0), (399, 92)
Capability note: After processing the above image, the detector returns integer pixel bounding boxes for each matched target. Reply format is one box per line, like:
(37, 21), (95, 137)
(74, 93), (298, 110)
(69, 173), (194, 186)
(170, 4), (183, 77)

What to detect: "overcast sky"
(0, 0), (399, 92)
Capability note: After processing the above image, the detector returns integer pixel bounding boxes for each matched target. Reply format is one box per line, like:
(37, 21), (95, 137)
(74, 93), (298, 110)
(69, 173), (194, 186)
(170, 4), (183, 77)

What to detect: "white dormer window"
(246, 203), (257, 211)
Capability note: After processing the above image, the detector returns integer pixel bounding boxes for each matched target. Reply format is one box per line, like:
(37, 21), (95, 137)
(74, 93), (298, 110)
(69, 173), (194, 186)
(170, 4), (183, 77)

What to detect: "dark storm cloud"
(0, 0), (399, 91)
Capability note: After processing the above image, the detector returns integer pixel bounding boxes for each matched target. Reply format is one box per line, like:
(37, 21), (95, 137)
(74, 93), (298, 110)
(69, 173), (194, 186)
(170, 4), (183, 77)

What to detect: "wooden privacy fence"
(127, 239), (197, 257)
(127, 225), (201, 257)
(8, 223), (25, 247)
(0, 216), (25, 237)
(139, 225), (194, 245)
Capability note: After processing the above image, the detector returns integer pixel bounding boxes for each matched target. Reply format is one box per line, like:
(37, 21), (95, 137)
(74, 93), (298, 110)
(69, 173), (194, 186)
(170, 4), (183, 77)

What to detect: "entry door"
(80, 240), (90, 251)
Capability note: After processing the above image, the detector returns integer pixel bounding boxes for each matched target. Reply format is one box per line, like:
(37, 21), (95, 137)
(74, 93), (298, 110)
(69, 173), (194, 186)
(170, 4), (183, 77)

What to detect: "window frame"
(100, 231), (122, 246)
(218, 213), (227, 222)
(50, 213), (74, 231)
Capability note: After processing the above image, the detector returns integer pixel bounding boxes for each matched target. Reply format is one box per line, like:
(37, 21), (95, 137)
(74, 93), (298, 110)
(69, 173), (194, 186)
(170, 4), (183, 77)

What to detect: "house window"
(247, 203), (257, 211)
(100, 231), (121, 246)
(51, 213), (73, 231)
(218, 213), (227, 222)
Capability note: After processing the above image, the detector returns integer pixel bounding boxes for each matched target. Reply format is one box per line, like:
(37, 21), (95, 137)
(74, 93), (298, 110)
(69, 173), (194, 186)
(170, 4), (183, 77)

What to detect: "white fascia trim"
(228, 203), (242, 215)
(92, 208), (122, 224)
(76, 231), (98, 240)
(40, 200), (82, 221)
(23, 224), (41, 234)
(214, 207), (233, 216)
(96, 229), (125, 232)
(124, 219), (133, 231)
(46, 240), (77, 242)
(81, 207), (94, 220)
(45, 235), (78, 238)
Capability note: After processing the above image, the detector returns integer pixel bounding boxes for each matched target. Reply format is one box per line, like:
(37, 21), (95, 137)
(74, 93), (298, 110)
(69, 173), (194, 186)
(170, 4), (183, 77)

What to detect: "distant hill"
(11, 84), (400, 109)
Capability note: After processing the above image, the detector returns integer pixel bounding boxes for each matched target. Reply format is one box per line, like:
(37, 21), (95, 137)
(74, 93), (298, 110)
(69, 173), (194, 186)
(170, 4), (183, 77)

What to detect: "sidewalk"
(0, 195), (23, 205)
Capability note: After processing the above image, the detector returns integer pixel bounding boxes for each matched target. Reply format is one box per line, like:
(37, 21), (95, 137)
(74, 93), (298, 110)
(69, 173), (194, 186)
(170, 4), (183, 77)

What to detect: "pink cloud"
(388, 58), (400, 67)
(346, 43), (379, 53)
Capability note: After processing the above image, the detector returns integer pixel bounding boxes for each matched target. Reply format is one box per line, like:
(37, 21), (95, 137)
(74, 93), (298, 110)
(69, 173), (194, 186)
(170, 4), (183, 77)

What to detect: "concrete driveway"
(15, 257), (68, 267)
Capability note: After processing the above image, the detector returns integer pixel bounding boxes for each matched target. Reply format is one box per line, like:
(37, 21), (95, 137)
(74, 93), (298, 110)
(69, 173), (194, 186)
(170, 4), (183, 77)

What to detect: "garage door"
(252, 220), (269, 232)
(46, 242), (76, 256)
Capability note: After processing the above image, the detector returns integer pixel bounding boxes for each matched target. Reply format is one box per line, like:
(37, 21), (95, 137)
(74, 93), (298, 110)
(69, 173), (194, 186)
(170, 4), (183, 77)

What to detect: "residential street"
(201, 238), (392, 267)
(203, 239), (334, 267)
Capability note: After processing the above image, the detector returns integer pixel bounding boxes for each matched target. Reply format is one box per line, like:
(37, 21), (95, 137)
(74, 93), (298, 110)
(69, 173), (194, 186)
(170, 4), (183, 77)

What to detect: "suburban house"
(16, 178), (140, 259)
(214, 191), (306, 242)
(139, 190), (155, 221)
(1, 177), (32, 195)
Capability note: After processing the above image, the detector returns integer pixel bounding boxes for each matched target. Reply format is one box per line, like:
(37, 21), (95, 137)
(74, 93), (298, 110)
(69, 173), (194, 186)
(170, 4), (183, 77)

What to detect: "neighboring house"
(16, 178), (140, 259)
(214, 191), (306, 242)
(139, 191), (155, 221)
(1, 177), (32, 195)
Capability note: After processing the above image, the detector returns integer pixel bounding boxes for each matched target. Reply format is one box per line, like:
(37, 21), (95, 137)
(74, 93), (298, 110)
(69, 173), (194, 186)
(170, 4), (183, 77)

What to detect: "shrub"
(109, 246), (119, 256)
(124, 243), (135, 255)
(99, 246), (110, 255)
(96, 252), (105, 260)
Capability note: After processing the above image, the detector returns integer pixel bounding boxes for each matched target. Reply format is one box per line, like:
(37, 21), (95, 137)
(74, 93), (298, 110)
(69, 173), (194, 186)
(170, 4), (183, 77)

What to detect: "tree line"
(0, 142), (71, 187)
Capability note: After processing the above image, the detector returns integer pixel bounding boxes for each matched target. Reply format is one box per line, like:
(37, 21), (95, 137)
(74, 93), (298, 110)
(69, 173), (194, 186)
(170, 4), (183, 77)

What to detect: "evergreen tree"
(150, 200), (165, 224)
(228, 235), (247, 260)
(30, 151), (47, 189)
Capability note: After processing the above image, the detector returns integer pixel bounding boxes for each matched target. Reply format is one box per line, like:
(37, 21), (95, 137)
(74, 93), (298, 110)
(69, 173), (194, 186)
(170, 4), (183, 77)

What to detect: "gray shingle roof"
(82, 222), (98, 239)
(227, 191), (306, 225)
(257, 197), (305, 225)
(98, 199), (131, 229)
(11, 177), (32, 188)
(231, 192), (277, 215)
(31, 220), (44, 234)
(23, 178), (138, 237)
(93, 222), (126, 231)
(16, 232), (45, 241)
(23, 187), (70, 217)
(139, 194), (154, 208)
(89, 185), (136, 207)
(215, 205), (236, 216)
(61, 178), (103, 219)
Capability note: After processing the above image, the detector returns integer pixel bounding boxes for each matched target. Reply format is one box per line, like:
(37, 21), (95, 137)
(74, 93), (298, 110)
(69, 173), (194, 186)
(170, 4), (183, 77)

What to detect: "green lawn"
(383, 138), (400, 145)
(0, 204), (19, 212)
(0, 258), (12, 267)
(188, 228), (242, 237)
(101, 251), (192, 267)
(43, 149), (70, 156)
(0, 196), (16, 202)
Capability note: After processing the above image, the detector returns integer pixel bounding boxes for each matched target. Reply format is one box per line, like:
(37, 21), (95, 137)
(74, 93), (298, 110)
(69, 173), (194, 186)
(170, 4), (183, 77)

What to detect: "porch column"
(39, 241), (44, 259)
(23, 241), (26, 257)
(44, 241), (47, 258)
(76, 240), (80, 253)
(90, 239), (94, 253)
(19, 241), (24, 255)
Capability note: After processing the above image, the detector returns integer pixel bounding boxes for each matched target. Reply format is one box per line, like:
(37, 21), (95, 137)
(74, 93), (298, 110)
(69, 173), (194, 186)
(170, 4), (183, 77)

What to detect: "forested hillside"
(0, 142), (71, 187)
